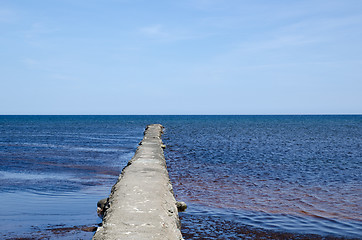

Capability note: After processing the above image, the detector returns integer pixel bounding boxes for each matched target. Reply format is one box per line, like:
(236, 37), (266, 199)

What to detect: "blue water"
(0, 115), (361, 239)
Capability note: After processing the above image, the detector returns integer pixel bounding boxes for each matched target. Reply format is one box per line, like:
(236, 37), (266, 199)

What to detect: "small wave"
(0, 171), (73, 181)
(183, 203), (362, 238)
(2, 142), (134, 154)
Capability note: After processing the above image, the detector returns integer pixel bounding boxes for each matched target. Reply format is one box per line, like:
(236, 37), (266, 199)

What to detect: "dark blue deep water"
(0, 115), (361, 239)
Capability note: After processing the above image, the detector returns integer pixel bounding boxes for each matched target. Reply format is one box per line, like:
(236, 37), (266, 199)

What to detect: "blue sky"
(1, 0), (361, 114)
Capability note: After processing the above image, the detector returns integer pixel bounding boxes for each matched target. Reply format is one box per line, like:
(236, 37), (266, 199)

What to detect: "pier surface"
(93, 124), (183, 240)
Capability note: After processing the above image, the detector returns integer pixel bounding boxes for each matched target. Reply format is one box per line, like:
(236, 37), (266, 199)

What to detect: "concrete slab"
(93, 124), (183, 240)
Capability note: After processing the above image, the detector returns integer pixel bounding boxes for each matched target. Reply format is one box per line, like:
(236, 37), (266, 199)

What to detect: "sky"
(0, 0), (361, 115)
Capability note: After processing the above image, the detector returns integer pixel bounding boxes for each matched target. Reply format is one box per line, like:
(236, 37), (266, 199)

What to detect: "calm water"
(0, 115), (361, 239)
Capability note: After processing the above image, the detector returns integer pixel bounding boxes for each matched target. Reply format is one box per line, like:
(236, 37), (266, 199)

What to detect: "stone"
(176, 201), (187, 212)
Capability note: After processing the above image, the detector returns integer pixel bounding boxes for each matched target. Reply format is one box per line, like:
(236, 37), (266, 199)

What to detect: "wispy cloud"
(21, 57), (41, 68)
(139, 24), (184, 41)
(138, 24), (207, 42)
(51, 74), (80, 82)
(0, 8), (17, 23)
(237, 35), (322, 53)
(279, 15), (362, 36)
(24, 22), (59, 39)
(182, 0), (231, 11)
(140, 24), (164, 36)
(230, 14), (362, 56)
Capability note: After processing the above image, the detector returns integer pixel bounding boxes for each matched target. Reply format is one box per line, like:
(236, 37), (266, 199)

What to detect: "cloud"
(237, 35), (321, 53)
(140, 24), (164, 36)
(50, 74), (80, 82)
(0, 8), (17, 23)
(22, 57), (41, 68)
(24, 22), (59, 39)
(226, 14), (362, 58)
(280, 15), (362, 36)
(138, 24), (206, 42)
(182, 0), (231, 11)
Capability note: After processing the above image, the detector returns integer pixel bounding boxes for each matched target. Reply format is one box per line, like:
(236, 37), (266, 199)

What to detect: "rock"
(97, 198), (109, 217)
(176, 201), (187, 212)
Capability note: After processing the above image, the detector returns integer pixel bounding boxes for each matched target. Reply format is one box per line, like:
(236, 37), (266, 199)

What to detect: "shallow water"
(0, 116), (147, 239)
(0, 115), (361, 239)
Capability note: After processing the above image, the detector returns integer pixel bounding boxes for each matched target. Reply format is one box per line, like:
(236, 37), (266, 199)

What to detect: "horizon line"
(1, 113), (361, 116)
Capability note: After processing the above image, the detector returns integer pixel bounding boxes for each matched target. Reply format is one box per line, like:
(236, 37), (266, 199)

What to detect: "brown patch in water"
(38, 161), (120, 176)
(172, 175), (362, 222)
(180, 215), (359, 240)
(47, 225), (98, 235)
(3, 225), (98, 239)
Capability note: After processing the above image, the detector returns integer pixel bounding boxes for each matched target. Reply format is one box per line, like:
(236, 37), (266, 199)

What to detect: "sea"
(0, 115), (361, 239)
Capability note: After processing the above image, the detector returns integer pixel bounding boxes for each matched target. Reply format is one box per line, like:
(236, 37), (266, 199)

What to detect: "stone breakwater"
(93, 124), (183, 240)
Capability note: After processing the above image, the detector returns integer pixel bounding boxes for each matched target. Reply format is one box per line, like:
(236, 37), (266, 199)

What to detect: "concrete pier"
(93, 124), (183, 240)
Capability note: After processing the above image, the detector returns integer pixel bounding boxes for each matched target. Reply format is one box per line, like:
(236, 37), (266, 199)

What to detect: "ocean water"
(0, 115), (361, 239)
